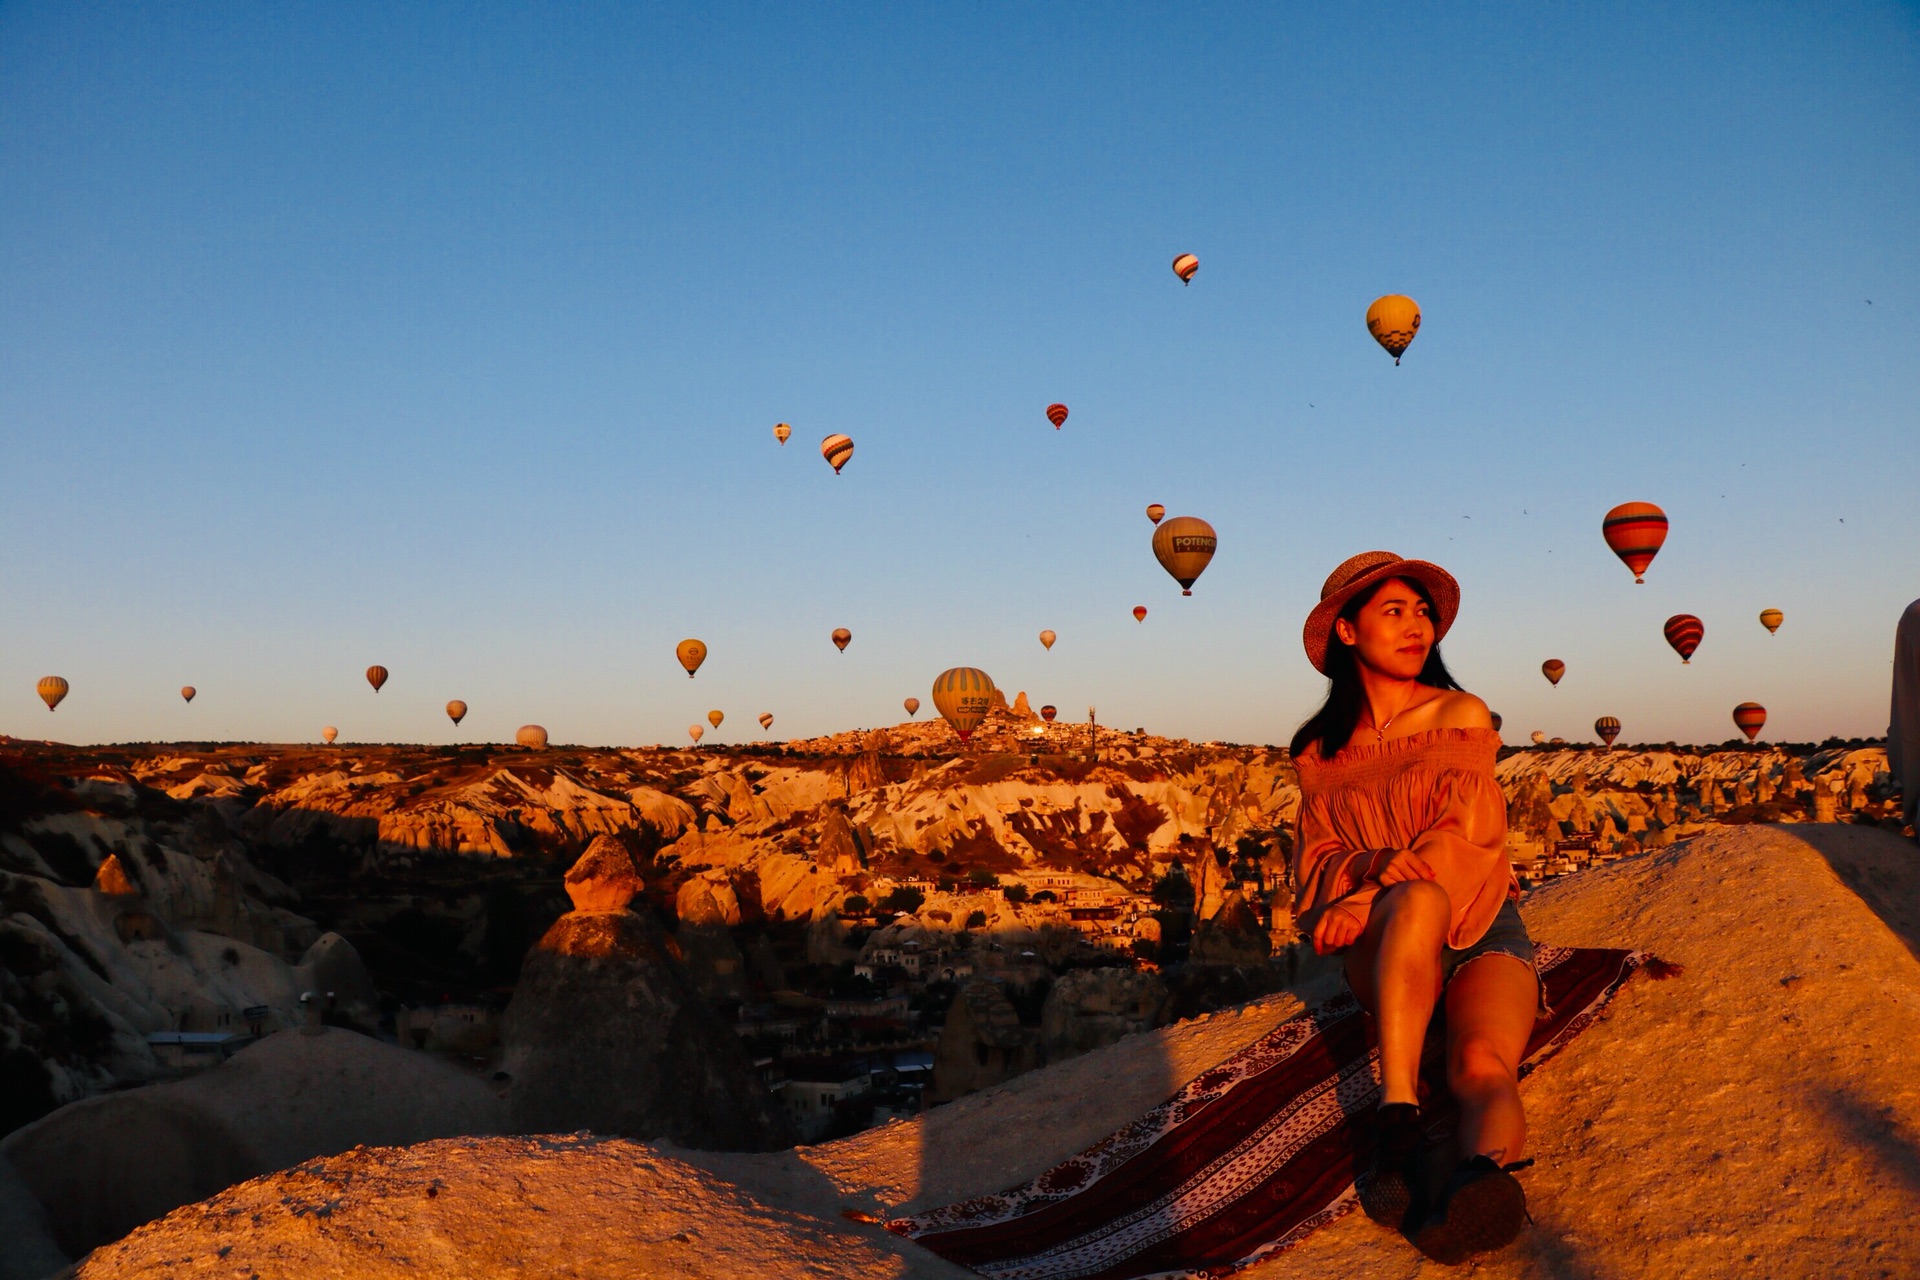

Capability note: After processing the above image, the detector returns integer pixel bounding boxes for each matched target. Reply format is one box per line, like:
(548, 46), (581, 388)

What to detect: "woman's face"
(1333, 577), (1434, 680)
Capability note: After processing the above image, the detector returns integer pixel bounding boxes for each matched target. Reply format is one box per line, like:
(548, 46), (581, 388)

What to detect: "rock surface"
(563, 833), (643, 912)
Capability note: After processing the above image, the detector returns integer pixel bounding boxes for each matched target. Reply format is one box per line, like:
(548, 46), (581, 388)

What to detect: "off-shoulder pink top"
(1291, 727), (1515, 949)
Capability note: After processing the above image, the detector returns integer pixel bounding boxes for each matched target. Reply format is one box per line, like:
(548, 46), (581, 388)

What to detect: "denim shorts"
(1441, 898), (1547, 1016)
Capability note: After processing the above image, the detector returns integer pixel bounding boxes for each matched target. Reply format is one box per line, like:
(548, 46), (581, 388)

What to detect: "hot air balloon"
(821, 434), (854, 474)
(1595, 715), (1622, 748)
(1759, 609), (1784, 635)
(180, 686), (196, 703)
(832, 628), (852, 652)
(773, 422), (791, 445)
(688, 724), (704, 744)
(1039, 630), (1056, 651)
(1663, 614), (1704, 664)
(36, 676), (68, 711)
(1542, 659), (1565, 686)
(517, 725), (548, 749)
(446, 700), (467, 726)
(1365, 295), (1421, 364)
(366, 666), (388, 693)
(758, 712), (774, 730)
(1145, 503), (1165, 525)
(903, 697), (920, 717)
(1732, 702), (1767, 741)
(322, 726), (339, 744)
(677, 639), (707, 678)
(708, 709), (724, 729)
(1046, 403), (1069, 430)
(1489, 712), (1503, 732)
(1040, 704), (1057, 723)
(932, 667), (994, 742)
(1152, 516), (1217, 595)
(1529, 730), (1546, 745)
(1171, 253), (1198, 285)
(1602, 502), (1668, 583)
(1133, 605), (1148, 623)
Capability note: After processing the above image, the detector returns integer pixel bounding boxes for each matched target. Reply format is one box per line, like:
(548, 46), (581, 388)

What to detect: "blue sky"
(3, 3), (1916, 748)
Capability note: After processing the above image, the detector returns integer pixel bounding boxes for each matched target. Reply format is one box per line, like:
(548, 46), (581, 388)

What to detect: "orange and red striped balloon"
(1663, 614), (1704, 663)
(1732, 702), (1767, 741)
(820, 434), (854, 474)
(1602, 502), (1668, 583)
(1172, 253), (1198, 284)
(1046, 403), (1068, 429)
(1541, 659), (1565, 687)
(1594, 715), (1621, 747)
(1133, 605), (1148, 623)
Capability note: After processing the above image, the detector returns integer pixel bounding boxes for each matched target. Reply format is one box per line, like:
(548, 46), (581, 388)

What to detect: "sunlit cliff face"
(1334, 577), (1434, 682)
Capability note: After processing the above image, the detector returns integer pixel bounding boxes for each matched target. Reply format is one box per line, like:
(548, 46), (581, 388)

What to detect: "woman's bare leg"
(1442, 955), (1537, 1164)
(1343, 880), (1451, 1106)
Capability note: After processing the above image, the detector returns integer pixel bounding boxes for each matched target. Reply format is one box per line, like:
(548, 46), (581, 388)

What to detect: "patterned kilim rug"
(886, 945), (1668, 1280)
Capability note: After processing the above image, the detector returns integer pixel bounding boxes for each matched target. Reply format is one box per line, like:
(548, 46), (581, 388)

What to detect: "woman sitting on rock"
(1289, 552), (1537, 1264)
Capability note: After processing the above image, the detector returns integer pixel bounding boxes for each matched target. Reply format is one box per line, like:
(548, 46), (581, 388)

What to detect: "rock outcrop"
(498, 909), (793, 1150)
(1039, 967), (1168, 1062)
(564, 833), (644, 912)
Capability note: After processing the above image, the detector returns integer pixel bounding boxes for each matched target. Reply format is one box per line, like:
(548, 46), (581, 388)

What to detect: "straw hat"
(1302, 551), (1460, 675)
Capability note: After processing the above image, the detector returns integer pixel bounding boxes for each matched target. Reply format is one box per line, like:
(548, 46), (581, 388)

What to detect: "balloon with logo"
(1046, 404), (1068, 430)
(1758, 609), (1783, 635)
(1732, 702), (1767, 741)
(446, 700), (467, 726)
(366, 665), (388, 693)
(1595, 715), (1622, 748)
(707, 710), (724, 729)
(773, 422), (791, 445)
(1145, 504), (1165, 525)
(1171, 253), (1198, 285)
(1541, 659), (1565, 687)
(1152, 516), (1217, 595)
(1040, 704), (1058, 723)
(1133, 605), (1148, 623)
(322, 726), (338, 744)
(1365, 295), (1421, 364)
(932, 667), (995, 742)
(1663, 614), (1704, 664)
(181, 686), (196, 703)
(1602, 502), (1668, 583)
(1039, 629), (1056, 651)
(903, 697), (920, 717)
(832, 628), (852, 652)
(758, 713), (774, 731)
(821, 434), (854, 474)
(36, 676), (68, 711)
(676, 639), (707, 678)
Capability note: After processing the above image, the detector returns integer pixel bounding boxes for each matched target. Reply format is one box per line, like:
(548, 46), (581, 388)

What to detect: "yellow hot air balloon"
(1366, 295), (1421, 364)
(932, 667), (995, 742)
(821, 434), (854, 474)
(516, 724), (548, 749)
(446, 700), (467, 726)
(677, 638), (707, 678)
(36, 676), (68, 711)
(758, 712), (774, 730)
(366, 665), (389, 693)
(688, 724), (705, 744)
(903, 697), (920, 717)
(1171, 253), (1198, 285)
(180, 686), (196, 703)
(1759, 608), (1784, 635)
(1039, 629), (1056, 651)
(773, 422), (792, 445)
(832, 628), (852, 652)
(708, 709), (724, 729)
(1145, 503), (1165, 525)
(322, 726), (339, 744)
(1151, 516), (1217, 595)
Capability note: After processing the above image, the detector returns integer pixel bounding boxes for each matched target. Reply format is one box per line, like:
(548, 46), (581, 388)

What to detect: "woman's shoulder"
(1418, 689), (1495, 731)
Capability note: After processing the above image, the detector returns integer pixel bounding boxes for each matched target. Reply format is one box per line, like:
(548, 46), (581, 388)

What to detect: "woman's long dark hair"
(1290, 576), (1461, 760)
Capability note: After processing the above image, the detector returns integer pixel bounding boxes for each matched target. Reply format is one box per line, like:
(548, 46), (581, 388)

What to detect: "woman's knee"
(1377, 878), (1451, 925)
(1449, 1036), (1519, 1091)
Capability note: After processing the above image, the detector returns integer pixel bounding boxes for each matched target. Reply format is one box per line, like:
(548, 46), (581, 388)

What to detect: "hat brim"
(1302, 559), (1460, 675)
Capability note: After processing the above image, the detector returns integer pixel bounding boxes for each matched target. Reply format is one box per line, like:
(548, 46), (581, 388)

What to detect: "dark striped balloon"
(1663, 614), (1704, 663)
(1602, 502), (1669, 583)
(1732, 702), (1767, 741)
(1541, 659), (1565, 687)
(1594, 715), (1621, 747)
(1046, 403), (1068, 429)
(820, 433), (854, 474)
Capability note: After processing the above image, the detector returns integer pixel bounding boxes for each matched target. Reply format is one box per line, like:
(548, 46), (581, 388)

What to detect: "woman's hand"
(1312, 904), (1365, 955)
(1371, 848), (1436, 887)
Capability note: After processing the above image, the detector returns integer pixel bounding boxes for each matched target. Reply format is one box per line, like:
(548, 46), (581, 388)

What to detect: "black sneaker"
(1411, 1154), (1530, 1264)
(1356, 1102), (1425, 1229)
